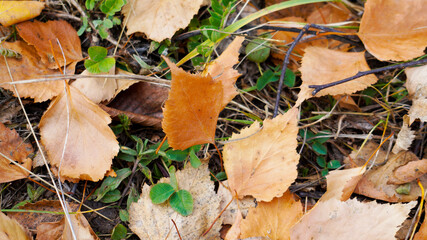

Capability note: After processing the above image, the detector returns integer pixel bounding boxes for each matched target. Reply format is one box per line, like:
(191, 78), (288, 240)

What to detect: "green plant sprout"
(79, 0), (126, 39)
(316, 156), (341, 176)
(149, 166), (193, 216)
(84, 46), (116, 73)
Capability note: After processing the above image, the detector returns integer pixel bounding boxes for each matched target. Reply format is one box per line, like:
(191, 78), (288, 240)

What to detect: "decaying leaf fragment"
(405, 65), (427, 124)
(0, 1), (45, 27)
(296, 47), (378, 106)
(162, 37), (243, 150)
(358, 0), (427, 61)
(321, 166), (365, 202)
(16, 20), (83, 69)
(0, 122), (33, 183)
(240, 191), (303, 240)
(291, 198), (416, 240)
(129, 163), (222, 239)
(122, 0), (204, 41)
(39, 85), (119, 182)
(344, 142), (427, 202)
(0, 211), (31, 240)
(223, 107), (299, 202)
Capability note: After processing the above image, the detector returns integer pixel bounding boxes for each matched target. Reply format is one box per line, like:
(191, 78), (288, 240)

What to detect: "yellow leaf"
(0, 211), (31, 240)
(358, 0), (427, 61)
(240, 191), (303, 240)
(122, 0), (204, 41)
(296, 47), (378, 106)
(224, 107), (299, 202)
(39, 85), (119, 182)
(0, 1), (44, 27)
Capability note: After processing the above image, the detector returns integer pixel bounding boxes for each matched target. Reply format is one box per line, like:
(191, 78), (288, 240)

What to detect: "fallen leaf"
(8, 200), (79, 233)
(102, 80), (169, 128)
(321, 166), (365, 202)
(217, 181), (255, 225)
(344, 142), (426, 202)
(405, 65), (427, 124)
(270, 3), (354, 63)
(0, 98), (21, 124)
(224, 210), (242, 240)
(16, 20), (83, 69)
(162, 37), (243, 150)
(0, 41), (74, 102)
(36, 220), (63, 240)
(129, 163), (222, 239)
(122, 0), (204, 41)
(296, 46), (378, 106)
(0, 1), (45, 26)
(71, 68), (135, 104)
(357, 0), (427, 61)
(0, 211), (31, 240)
(388, 159), (427, 185)
(39, 85), (119, 182)
(0, 122), (32, 183)
(62, 213), (99, 240)
(414, 199), (427, 240)
(290, 198), (416, 240)
(223, 107), (299, 202)
(240, 191), (303, 240)
(392, 120), (415, 154)
(334, 94), (361, 112)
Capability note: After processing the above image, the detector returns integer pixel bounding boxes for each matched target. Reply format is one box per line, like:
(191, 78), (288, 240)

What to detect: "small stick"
(171, 219), (183, 240)
(273, 24), (311, 117)
(309, 58), (427, 96)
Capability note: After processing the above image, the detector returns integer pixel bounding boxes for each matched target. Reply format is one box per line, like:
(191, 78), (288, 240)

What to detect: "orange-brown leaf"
(0, 1), (45, 27)
(0, 122), (32, 183)
(162, 37), (243, 150)
(358, 0), (427, 61)
(39, 85), (119, 182)
(0, 41), (73, 102)
(16, 20), (83, 69)
(296, 47), (377, 106)
(223, 107), (299, 201)
(240, 191), (303, 240)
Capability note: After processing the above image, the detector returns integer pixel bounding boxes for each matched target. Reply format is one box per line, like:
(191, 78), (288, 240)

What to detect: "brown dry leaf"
(290, 198), (416, 240)
(264, 0), (323, 20)
(405, 65), (427, 124)
(358, 0), (427, 61)
(122, 0), (204, 42)
(39, 85), (119, 182)
(71, 68), (135, 104)
(321, 166), (365, 202)
(0, 211), (31, 240)
(296, 46), (378, 106)
(240, 191), (303, 240)
(37, 211), (98, 240)
(0, 1), (45, 26)
(103, 81), (169, 129)
(7, 200), (78, 233)
(0, 122), (32, 183)
(162, 37), (243, 150)
(0, 41), (74, 102)
(270, 3), (354, 63)
(16, 20), (83, 69)
(223, 107), (299, 202)
(224, 210), (242, 240)
(0, 98), (22, 124)
(388, 159), (427, 185)
(344, 142), (426, 202)
(334, 94), (361, 112)
(392, 120), (415, 154)
(129, 163), (222, 239)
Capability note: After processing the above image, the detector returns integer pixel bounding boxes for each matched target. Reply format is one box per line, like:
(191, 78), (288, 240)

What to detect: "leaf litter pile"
(0, 0), (426, 239)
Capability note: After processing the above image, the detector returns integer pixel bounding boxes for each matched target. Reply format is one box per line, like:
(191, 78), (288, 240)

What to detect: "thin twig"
(273, 24), (311, 117)
(309, 58), (427, 96)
